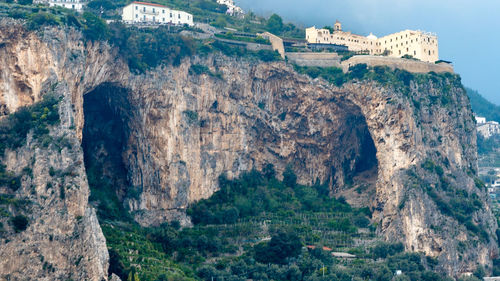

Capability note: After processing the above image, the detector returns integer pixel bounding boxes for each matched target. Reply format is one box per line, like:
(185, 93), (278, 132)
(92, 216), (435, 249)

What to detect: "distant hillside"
(467, 87), (500, 122)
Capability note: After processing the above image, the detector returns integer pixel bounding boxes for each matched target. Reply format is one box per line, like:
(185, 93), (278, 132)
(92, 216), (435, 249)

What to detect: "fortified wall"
(341, 55), (454, 73)
(286, 52), (341, 67)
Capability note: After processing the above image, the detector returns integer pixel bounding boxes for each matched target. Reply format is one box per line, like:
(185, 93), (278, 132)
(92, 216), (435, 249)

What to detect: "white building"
(306, 21), (439, 63)
(477, 117), (500, 139)
(34, 0), (85, 11)
(217, 0), (243, 15)
(122, 2), (194, 26)
(476, 116), (487, 124)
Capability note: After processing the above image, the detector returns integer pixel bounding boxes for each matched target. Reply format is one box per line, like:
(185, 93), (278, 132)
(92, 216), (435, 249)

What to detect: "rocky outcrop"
(0, 19), (497, 277)
(0, 83), (109, 280)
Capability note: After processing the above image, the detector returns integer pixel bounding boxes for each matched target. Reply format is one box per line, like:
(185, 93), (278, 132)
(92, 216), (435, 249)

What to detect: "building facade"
(216, 0), (243, 15)
(306, 21), (439, 63)
(122, 2), (194, 26)
(477, 119), (500, 139)
(34, 0), (85, 11)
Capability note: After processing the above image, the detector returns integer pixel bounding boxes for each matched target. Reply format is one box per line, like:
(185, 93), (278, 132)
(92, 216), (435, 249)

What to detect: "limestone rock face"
(0, 83), (109, 280)
(0, 20), (497, 277)
(0, 20), (113, 280)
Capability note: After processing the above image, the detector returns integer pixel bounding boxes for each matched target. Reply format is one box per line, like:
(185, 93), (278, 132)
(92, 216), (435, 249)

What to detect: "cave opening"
(337, 107), (379, 207)
(81, 83), (132, 221)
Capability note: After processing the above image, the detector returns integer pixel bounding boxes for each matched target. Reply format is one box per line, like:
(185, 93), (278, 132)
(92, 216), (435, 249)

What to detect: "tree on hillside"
(82, 12), (109, 41)
(266, 14), (283, 34)
(283, 165), (297, 188)
(254, 231), (302, 264)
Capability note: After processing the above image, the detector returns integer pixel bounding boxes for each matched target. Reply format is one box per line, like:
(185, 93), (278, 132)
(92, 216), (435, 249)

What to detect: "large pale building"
(34, 0), (85, 11)
(306, 21), (439, 63)
(122, 2), (194, 26)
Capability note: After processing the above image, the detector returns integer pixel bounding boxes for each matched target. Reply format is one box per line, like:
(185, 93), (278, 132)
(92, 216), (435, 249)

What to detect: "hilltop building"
(34, 0), (85, 11)
(217, 0), (243, 15)
(306, 20), (439, 63)
(122, 2), (194, 26)
(476, 116), (500, 138)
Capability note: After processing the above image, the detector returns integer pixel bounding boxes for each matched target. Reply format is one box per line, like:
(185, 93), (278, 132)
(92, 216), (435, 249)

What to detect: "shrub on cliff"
(10, 215), (29, 232)
(82, 12), (109, 41)
(27, 12), (60, 30)
(0, 93), (59, 157)
(348, 63), (369, 80)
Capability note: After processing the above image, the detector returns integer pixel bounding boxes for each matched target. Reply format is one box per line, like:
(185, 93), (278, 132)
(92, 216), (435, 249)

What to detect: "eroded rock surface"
(0, 20), (497, 276)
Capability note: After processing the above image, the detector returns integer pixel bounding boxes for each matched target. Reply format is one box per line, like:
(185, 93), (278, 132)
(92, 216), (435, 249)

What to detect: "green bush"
(348, 64), (369, 80)
(82, 12), (109, 41)
(0, 93), (60, 157)
(27, 12), (60, 30)
(254, 231), (302, 264)
(108, 23), (195, 73)
(371, 242), (404, 259)
(11, 215), (29, 232)
(189, 64), (212, 76)
(256, 49), (282, 62)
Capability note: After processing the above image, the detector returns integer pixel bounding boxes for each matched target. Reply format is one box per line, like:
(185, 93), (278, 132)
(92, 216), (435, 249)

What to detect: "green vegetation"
(0, 93), (60, 158)
(215, 33), (270, 45)
(407, 161), (488, 241)
(94, 167), (455, 280)
(10, 215), (29, 232)
(467, 87), (500, 123)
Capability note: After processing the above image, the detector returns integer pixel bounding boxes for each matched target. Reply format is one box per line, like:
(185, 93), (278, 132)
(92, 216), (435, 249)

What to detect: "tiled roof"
(132, 1), (167, 8)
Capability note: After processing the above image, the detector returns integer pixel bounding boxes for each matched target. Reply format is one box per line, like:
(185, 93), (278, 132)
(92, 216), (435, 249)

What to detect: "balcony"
(139, 10), (159, 16)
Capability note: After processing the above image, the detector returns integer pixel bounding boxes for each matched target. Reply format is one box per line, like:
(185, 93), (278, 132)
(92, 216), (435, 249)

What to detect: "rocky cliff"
(0, 19), (497, 277)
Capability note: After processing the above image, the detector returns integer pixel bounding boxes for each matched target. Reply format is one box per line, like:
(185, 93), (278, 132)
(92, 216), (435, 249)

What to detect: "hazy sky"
(236, 0), (500, 104)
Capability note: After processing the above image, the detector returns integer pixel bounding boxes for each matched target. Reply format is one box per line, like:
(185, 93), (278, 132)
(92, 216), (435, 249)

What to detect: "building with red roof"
(122, 1), (194, 26)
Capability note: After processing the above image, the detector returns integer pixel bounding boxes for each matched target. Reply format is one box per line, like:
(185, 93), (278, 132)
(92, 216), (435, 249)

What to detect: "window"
(163, 18), (165, 22)
(406, 48), (409, 52)
(170, 12), (172, 17)
(178, 14), (180, 19)
(135, 14), (138, 18)
(143, 15), (146, 20)
(153, 8), (155, 13)
(429, 50), (431, 55)
(143, 7), (145, 12)
(399, 50), (401, 55)
(162, 9), (165, 14)
(414, 50), (416, 55)
(135, 6), (137, 10)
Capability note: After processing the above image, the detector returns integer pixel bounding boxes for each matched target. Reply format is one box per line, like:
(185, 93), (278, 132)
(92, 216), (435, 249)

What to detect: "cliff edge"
(0, 20), (497, 277)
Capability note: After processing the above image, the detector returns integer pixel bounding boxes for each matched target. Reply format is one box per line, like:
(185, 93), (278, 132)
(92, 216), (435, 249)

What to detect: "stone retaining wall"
(341, 55), (454, 73)
(286, 52), (341, 67)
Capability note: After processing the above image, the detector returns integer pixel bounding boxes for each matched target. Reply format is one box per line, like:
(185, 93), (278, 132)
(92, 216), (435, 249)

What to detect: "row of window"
(386, 36), (435, 44)
(134, 5), (190, 20)
(134, 14), (183, 24)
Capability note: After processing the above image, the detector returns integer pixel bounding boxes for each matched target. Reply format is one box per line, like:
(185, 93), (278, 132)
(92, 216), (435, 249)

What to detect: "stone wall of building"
(286, 52), (341, 67)
(341, 55), (453, 73)
(258, 32), (285, 59)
